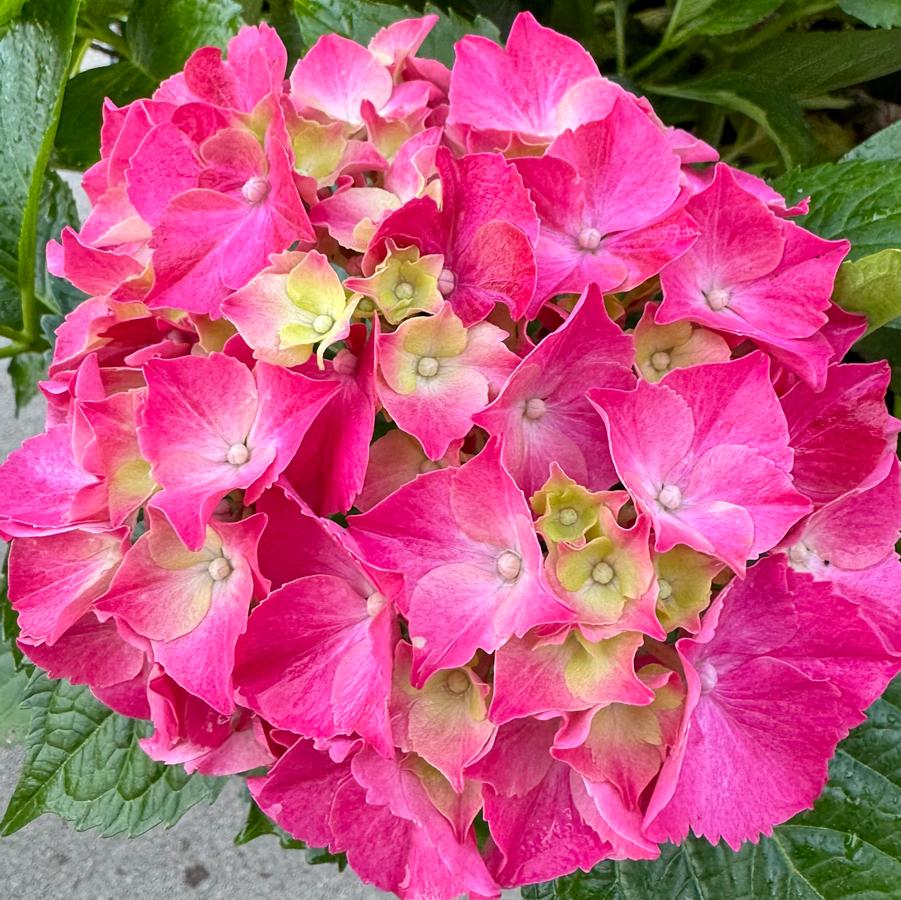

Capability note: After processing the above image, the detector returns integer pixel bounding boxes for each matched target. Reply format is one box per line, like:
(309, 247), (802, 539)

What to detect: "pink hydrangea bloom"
(1, 15), (898, 899)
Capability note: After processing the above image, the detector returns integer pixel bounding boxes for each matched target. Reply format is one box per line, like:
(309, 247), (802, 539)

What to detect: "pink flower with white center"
(376, 302), (518, 459)
(645, 556), (900, 849)
(137, 352), (338, 550)
(96, 509), (267, 714)
(349, 439), (572, 683)
(589, 353), (812, 572)
(657, 165), (849, 373)
(474, 284), (635, 497)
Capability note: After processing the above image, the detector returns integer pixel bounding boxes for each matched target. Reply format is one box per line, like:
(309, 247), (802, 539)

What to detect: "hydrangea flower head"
(0, 14), (898, 900)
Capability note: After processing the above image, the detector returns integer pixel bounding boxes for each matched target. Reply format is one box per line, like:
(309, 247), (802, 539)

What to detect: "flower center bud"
(657, 484), (682, 511)
(207, 557), (232, 581)
(591, 561), (615, 585)
(558, 506), (579, 527)
(705, 287), (730, 311)
(226, 442), (250, 466)
(366, 591), (388, 617)
(698, 660), (718, 694)
(788, 542), (811, 569)
(416, 356), (439, 378)
(411, 635), (426, 649)
(650, 350), (671, 372)
(241, 176), (270, 205)
(657, 578), (673, 601)
(445, 670), (470, 694)
(437, 268), (456, 296)
(577, 227), (602, 251)
(524, 397), (547, 420)
(496, 550), (522, 582)
(394, 280), (415, 300)
(312, 313), (334, 335)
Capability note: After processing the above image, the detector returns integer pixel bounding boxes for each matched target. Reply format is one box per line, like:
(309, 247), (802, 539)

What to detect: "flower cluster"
(1, 12), (900, 898)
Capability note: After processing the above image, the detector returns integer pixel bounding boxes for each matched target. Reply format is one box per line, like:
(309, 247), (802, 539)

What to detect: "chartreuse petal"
(653, 545), (718, 632)
(350, 242), (444, 325)
(532, 465), (604, 545)
(280, 252), (358, 367)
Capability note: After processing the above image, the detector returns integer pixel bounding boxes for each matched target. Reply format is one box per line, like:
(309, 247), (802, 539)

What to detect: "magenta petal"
(8, 527), (129, 644)
(475, 284), (635, 497)
(234, 574), (397, 755)
(645, 556), (900, 848)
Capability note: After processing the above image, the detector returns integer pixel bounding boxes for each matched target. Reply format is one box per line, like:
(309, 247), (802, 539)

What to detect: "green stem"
(77, 18), (130, 59)
(613, 0), (629, 76)
(726, 1), (839, 55)
(0, 342), (31, 359)
(0, 324), (26, 342)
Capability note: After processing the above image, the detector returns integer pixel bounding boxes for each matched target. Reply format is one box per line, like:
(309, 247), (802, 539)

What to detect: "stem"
(726, 1), (839, 55)
(0, 324), (26, 342)
(77, 17), (131, 59)
(0, 342), (31, 359)
(613, 0), (629, 76)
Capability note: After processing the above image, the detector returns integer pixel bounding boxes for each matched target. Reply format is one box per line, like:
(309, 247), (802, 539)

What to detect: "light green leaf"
(0, 0), (25, 29)
(773, 159), (901, 258)
(292, 0), (499, 65)
(0, 0), (80, 334)
(524, 677), (901, 899)
(840, 0), (901, 29)
(126, 0), (243, 80)
(843, 121), (901, 163)
(668, 0), (784, 41)
(646, 74), (816, 169)
(0, 672), (225, 837)
(833, 249), (901, 334)
(55, 60), (158, 169)
(731, 29), (901, 99)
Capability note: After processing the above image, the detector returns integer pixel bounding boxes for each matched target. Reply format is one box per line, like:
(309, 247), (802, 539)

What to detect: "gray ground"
(0, 374), (385, 899)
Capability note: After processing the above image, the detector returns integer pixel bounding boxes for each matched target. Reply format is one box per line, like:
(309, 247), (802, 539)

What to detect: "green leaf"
(840, 0), (901, 29)
(646, 74), (816, 169)
(234, 798), (306, 849)
(0, 0), (25, 29)
(0, 641), (30, 745)
(34, 171), (85, 316)
(525, 677), (901, 899)
(292, 0), (499, 65)
(126, 0), (243, 80)
(55, 60), (157, 169)
(235, 798), (348, 869)
(266, 0), (304, 61)
(731, 29), (901, 100)
(773, 159), (901, 258)
(0, 0), (80, 334)
(7, 351), (46, 412)
(668, 0), (784, 41)
(0, 672), (225, 837)
(855, 318), (901, 393)
(0, 561), (27, 672)
(832, 249), (901, 334)
(843, 121), (901, 163)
